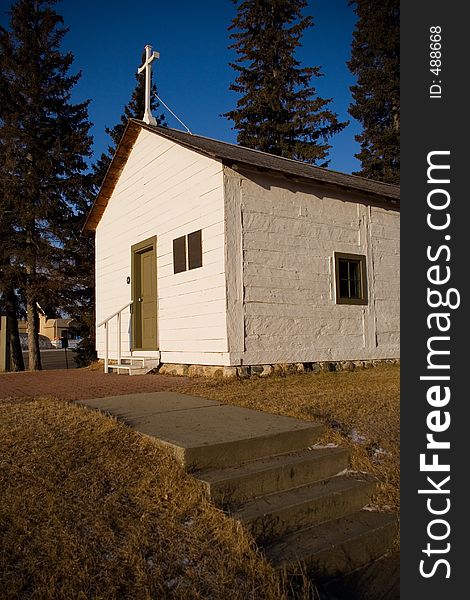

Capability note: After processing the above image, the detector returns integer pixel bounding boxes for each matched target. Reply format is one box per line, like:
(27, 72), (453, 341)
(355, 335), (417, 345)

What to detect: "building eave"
(83, 119), (400, 233)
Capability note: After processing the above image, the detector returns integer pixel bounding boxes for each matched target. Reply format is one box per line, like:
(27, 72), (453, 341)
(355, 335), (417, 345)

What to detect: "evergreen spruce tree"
(224, 0), (346, 166)
(94, 59), (165, 188)
(348, 0), (400, 184)
(0, 199), (25, 371)
(0, 31), (25, 371)
(0, 0), (94, 370)
(59, 210), (96, 367)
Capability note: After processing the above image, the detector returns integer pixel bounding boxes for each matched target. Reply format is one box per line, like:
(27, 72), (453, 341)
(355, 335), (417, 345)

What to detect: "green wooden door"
(132, 238), (157, 350)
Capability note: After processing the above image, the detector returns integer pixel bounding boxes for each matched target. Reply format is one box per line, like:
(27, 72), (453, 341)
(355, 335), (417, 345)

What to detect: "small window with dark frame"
(188, 230), (202, 270)
(334, 252), (368, 305)
(173, 229), (203, 274)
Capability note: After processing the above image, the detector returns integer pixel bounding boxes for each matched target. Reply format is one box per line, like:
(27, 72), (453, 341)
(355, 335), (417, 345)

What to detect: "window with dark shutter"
(334, 252), (368, 305)
(173, 235), (186, 274)
(188, 230), (202, 270)
(173, 230), (203, 273)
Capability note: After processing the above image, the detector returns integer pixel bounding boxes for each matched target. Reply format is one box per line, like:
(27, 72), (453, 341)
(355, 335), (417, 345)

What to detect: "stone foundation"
(157, 358), (400, 380)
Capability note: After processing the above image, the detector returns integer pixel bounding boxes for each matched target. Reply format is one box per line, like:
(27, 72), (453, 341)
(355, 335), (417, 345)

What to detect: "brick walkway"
(0, 369), (192, 402)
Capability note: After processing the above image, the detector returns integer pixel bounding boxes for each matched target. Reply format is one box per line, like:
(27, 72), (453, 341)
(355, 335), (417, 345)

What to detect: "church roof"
(84, 118), (400, 232)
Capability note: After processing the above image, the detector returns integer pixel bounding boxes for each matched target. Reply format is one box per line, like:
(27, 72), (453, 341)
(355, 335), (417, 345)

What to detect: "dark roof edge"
(133, 119), (400, 204)
(84, 119), (400, 232)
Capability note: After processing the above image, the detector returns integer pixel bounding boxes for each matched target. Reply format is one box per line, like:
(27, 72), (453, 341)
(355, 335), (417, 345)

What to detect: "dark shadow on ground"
(319, 553), (399, 600)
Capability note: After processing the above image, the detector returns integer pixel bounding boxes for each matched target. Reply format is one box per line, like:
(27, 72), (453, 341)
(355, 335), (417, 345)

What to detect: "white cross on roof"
(138, 44), (160, 125)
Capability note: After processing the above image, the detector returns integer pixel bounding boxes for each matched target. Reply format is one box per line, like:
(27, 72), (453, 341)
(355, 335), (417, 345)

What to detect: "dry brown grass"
(0, 398), (286, 600)
(0, 366), (399, 598)
(185, 365), (400, 513)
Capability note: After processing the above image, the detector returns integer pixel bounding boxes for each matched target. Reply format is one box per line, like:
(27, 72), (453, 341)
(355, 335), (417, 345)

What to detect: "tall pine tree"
(0, 184), (25, 371)
(94, 59), (165, 188)
(348, 0), (400, 184)
(0, 0), (94, 370)
(0, 27), (25, 371)
(224, 0), (346, 166)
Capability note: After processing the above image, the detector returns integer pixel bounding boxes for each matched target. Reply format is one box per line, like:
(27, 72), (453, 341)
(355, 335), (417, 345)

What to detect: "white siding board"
(158, 255), (224, 282)
(160, 351), (230, 366)
(95, 129), (227, 361)
(160, 301), (226, 319)
(157, 287), (226, 308)
(159, 312), (227, 329)
(159, 325), (227, 342)
(158, 273), (226, 299)
(161, 339), (228, 352)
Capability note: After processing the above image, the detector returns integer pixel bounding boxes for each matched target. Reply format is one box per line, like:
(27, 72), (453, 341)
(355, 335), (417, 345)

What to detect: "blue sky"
(3, 0), (361, 174)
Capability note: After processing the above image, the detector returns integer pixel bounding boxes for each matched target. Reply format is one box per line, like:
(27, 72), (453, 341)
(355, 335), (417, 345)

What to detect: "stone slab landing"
(80, 391), (397, 593)
(80, 391), (324, 469)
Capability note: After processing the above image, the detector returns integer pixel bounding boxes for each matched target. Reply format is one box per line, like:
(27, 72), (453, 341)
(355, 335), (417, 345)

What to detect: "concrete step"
(195, 447), (350, 507)
(107, 364), (148, 375)
(120, 357), (146, 365)
(121, 357), (160, 368)
(180, 417), (325, 470)
(108, 358), (160, 376)
(82, 393), (325, 469)
(235, 473), (376, 542)
(264, 510), (398, 583)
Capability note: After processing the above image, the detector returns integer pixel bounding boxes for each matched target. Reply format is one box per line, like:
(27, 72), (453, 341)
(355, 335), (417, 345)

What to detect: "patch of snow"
(348, 428), (367, 444)
(165, 578), (179, 590)
(371, 446), (388, 463)
(179, 557), (193, 567)
(309, 443), (338, 449)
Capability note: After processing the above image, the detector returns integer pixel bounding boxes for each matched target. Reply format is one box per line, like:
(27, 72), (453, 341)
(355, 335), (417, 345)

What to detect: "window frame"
(187, 229), (202, 270)
(173, 229), (203, 274)
(334, 252), (368, 305)
(173, 235), (187, 274)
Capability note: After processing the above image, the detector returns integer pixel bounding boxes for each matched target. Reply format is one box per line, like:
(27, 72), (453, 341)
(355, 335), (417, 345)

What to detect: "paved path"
(0, 369), (192, 402)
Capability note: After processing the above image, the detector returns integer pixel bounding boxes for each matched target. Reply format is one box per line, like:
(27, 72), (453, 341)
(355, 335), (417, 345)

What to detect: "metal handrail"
(97, 301), (133, 373)
(97, 301), (133, 328)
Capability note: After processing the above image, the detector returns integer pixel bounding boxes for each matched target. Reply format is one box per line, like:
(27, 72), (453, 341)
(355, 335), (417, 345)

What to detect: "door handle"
(138, 297), (143, 302)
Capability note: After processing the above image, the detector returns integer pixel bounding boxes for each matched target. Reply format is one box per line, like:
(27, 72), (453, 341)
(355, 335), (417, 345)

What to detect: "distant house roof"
(84, 119), (400, 232)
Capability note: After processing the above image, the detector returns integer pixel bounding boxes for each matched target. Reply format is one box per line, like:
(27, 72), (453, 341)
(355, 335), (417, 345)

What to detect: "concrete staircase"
(81, 392), (397, 589)
(195, 435), (397, 585)
(107, 357), (160, 375)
